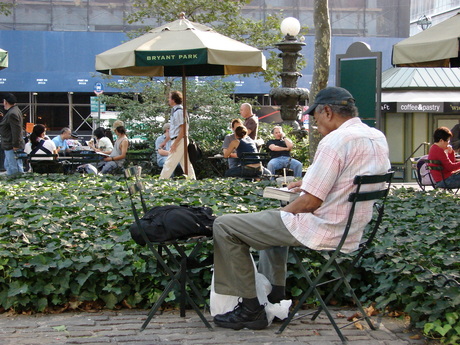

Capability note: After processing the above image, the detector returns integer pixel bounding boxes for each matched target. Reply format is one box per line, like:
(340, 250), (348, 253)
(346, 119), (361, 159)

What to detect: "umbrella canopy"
(95, 16), (266, 76)
(0, 49), (8, 70)
(95, 14), (266, 176)
(392, 12), (460, 67)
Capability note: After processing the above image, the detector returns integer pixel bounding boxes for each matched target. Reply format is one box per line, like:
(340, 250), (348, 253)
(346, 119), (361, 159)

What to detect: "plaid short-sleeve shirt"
(281, 117), (390, 253)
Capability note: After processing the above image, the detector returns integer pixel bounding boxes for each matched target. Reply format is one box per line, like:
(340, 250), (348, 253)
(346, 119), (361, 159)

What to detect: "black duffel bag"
(129, 204), (215, 246)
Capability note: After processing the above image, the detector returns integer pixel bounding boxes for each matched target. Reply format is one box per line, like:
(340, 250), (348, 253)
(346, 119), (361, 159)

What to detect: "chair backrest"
(124, 166), (160, 250)
(240, 152), (270, 166)
(70, 151), (101, 164)
(28, 153), (59, 160)
(336, 172), (394, 255)
(426, 159), (444, 177)
(29, 153), (63, 174)
(124, 166), (147, 213)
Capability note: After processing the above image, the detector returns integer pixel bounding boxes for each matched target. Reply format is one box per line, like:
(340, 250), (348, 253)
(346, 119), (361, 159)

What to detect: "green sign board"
(339, 58), (377, 124)
(135, 48), (208, 66)
(90, 96), (106, 112)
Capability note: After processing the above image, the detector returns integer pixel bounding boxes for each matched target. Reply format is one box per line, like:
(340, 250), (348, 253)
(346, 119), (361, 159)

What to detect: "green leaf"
(435, 324), (452, 337)
(101, 293), (118, 309)
(8, 281), (29, 297)
(446, 312), (459, 325)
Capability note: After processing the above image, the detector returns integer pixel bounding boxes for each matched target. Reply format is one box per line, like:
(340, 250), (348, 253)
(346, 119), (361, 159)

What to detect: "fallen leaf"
(122, 300), (133, 309)
(69, 300), (83, 310)
(364, 304), (379, 316)
(313, 330), (321, 336)
(388, 310), (403, 317)
(354, 320), (364, 330)
(409, 334), (421, 340)
(347, 312), (362, 322)
(52, 325), (67, 332)
(336, 312), (346, 318)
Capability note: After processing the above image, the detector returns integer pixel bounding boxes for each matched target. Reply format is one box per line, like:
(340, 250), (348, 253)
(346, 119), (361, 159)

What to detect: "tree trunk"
(308, 0), (331, 163)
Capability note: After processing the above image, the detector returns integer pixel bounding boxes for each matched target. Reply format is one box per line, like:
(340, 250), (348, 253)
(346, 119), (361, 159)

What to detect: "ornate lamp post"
(270, 17), (309, 129)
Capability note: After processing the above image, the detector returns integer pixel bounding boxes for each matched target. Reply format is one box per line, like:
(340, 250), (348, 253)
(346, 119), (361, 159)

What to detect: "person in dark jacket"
(0, 93), (24, 176)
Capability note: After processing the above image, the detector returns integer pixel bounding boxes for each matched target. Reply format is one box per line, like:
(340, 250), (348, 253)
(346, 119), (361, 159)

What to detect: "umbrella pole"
(182, 67), (189, 176)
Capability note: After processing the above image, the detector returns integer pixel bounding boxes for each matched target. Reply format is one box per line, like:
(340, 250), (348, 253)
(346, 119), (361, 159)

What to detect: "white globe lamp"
(280, 17), (301, 38)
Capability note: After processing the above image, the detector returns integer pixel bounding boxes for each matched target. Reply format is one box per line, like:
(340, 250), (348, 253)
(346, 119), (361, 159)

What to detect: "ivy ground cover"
(0, 174), (458, 343)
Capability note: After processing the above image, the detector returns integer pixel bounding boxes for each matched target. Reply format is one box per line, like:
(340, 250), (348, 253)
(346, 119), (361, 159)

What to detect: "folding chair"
(124, 166), (213, 331)
(277, 172), (394, 344)
(426, 159), (459, 194)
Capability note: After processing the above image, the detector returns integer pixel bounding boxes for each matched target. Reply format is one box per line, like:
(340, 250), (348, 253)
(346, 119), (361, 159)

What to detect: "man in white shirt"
(159, 91), (195, 179)
(212, 87), (391, 330)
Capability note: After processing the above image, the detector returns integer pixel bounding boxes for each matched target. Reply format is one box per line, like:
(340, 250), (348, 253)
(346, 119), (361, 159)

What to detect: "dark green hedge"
(0, 175), (458, 343)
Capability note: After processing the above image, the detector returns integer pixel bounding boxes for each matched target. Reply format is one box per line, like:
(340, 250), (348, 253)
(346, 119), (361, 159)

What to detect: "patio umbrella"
(95, 13), (266, 174)
(0, 49), (8, 70)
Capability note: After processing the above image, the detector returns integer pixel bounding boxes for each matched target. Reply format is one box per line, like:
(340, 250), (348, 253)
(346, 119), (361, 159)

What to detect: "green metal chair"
(124, 166), (213, 331)
(277, 172), (394, 344)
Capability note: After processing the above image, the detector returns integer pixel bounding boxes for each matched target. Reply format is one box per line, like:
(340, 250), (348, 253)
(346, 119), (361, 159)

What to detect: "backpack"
(416, 156), (434, 186)
(188, 138), (202, 165)
(129, 205), (215, 246)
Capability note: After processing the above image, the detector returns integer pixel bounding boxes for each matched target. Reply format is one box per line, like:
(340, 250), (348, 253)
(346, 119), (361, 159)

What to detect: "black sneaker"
(213, 302), (268, 330)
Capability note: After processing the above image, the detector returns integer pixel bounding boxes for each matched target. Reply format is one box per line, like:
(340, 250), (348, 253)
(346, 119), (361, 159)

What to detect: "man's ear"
(324, 105), (332, 119)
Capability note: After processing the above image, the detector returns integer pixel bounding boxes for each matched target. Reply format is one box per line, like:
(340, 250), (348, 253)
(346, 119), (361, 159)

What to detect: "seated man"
(427, 126), (460, 188)
(222, 118), (243, 169)
(52, 127), (72, 156)
(266, 126), (303, 178)
(212, 87), (390, 330)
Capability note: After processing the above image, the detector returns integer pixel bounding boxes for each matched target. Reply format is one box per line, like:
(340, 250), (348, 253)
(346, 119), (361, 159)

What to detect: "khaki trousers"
(213, 209), (302, 298)
(159, 137), (195, 179)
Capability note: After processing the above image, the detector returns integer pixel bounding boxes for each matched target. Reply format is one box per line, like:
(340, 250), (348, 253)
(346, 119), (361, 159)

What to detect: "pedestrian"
(0, 93), (25, 176)
(159, 91), (195, 179)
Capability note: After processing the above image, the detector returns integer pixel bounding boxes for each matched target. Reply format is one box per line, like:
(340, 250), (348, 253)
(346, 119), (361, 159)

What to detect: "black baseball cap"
(2, 93), (17, 105)
(305, 87), (355, 115)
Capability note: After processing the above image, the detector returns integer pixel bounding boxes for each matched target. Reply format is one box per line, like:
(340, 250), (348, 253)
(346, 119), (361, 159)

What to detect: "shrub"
(0, 176), (457, 343)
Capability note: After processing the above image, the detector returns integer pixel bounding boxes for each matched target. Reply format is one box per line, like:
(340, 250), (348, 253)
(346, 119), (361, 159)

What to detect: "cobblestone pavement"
(0, 308), (439, 345)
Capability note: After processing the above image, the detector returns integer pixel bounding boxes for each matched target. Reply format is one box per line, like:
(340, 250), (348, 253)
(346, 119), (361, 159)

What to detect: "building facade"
(0, 0), (410, 132)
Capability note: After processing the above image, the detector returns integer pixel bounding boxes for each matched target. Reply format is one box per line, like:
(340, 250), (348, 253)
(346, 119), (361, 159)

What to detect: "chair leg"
(277, 250), (348, 344)
(140, 278), (177, 331)
(147, 241), (212, 330)
(180, 256), (186, 317)
(335, 263), (376, 330)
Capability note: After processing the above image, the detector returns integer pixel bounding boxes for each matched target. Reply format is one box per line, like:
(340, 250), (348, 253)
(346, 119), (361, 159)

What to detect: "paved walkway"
(0, 308), (439, 345)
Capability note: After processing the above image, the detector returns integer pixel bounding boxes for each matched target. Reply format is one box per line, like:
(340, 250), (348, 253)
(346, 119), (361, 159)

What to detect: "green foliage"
(1, 176), (457, 343)
(358, 188), (460, 344)
(424, 312), (460, 344)
(0, 174), (277, 313)
(0, 2), (12, 16)
(103, 78), (238, 144)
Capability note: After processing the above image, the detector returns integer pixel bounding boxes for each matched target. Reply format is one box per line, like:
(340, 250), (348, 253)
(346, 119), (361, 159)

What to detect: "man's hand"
(282, 192), (322, 215)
